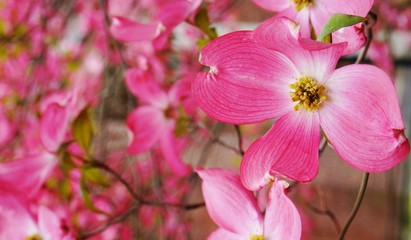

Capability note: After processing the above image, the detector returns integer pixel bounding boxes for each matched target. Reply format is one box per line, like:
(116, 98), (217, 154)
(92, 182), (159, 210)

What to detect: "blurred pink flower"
(0, 190), (72, 239)
(0, 152), (57, 197)
(368, 39), (394, 77)
(192, 17), (409, 190)
(252, 0), (374, 55)
(109, 0), (200, 49)
(197, 168), (301, 239)
(126, 69), (192, 176)
(0, 107), (14, 148)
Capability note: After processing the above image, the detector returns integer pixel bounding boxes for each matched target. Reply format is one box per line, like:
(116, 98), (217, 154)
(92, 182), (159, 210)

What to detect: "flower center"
(26, 234), (43, 240)
(293, 0), (313, 11)
(250, 235), (264, 240)
(164, 105), (177, 119)
(289, 76), (327, 111)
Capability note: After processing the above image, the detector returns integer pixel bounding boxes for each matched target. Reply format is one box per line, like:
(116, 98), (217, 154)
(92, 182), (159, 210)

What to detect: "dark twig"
(75, 155), (205, 210)
(338, 172), (370, 240)
(234, 125), (245, 156)
(301, 199), (341, 233)
(319, 136), (328, 155)
(78, 203), (139, 239)
(297, 186), (341, 234)
(212, 137), (243, 155)
(355, 12), (377, 64)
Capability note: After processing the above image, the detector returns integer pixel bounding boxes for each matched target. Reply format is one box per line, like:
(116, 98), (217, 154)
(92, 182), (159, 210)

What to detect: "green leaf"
(82, 166), (111, 187)
(173, 106), (191, 136)
(194, 7), (218, 42)
(80, 168), (110, 216)
(194, 8), (211, 36)
(72, 107), (93, 157)
(317, 14), (366, 42)
(196, 38), (210, 50)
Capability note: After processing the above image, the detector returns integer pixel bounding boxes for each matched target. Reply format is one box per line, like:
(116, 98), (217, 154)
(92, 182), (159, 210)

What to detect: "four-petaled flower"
(126, 69), (192, 176)
(192, 17), (409, 190)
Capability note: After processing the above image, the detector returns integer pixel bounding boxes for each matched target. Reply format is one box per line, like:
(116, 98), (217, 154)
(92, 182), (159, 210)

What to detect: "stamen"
(293, 0), (314, 11)
(26, 234), (43, 240)
(289, 76), (327, 111)
(250, 235), (264, 240)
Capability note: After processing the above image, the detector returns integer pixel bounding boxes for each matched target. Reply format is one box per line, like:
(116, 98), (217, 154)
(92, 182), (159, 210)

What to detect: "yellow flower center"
(293, 0), (313, 11)
(289, 76), (327, 111)
(26, 234), (43, 240)
(250, 235), (264, 240)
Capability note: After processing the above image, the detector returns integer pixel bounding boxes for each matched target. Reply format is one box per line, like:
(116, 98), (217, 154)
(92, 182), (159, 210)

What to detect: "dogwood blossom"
(197, 168), (301, 239)
(126, 69), (192, 176)
(252, 0), (374, 55)
(192, 17), (409, 190)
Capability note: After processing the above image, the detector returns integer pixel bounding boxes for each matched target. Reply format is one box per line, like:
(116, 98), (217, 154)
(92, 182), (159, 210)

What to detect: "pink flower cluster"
(0, 0), (410, 238)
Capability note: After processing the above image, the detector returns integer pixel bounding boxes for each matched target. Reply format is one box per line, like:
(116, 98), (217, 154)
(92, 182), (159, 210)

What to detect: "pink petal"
(263, 181), (301, 239)
(320, 64), (410, 172)
(323, 0), (373, 16)
(110, 16), (161, 42)
(253, 17), (300, 54)
(157, 0), (192, 28)
(251, 0), (290, 12)
(332, 23), (366, 55)
(38, 206), (64, 240)
(125, 69), (168, 108)
(277, 7), (311, 37)
(159, 125), (192, 176)
(192, 30), (298, 124)
(40, 103), (69, 152)
(208, 228), (244, 240)
(368, 40), (394, 76)
(196, 168), (263, 236)
(0, 191), (37, 239)
(253, 16), (347, 82)
(126, 106), (166, 154)
(0, 108), (14, 147)
(309, 2), (333, 36)
(0, 152), (57, 196)
(240, 111), (320, 191)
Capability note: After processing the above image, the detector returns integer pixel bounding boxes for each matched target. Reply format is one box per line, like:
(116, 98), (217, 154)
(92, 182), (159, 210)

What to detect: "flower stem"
(234, 125), (245, 156)
(338, 172), (370, 240)
(355, 12), (377, 64)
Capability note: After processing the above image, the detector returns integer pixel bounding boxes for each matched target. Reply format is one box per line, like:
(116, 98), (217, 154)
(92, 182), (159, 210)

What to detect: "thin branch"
(212, 137), (243, 155)
(355, 12), (377, 64)
(86, 160), (142, 201)
(234, 125), (245, 156)
(81, 158), (205, 210)
(338, 172), (370, 240)
(296, 186), (341, 234)
(319, 136), (328, 155)
(78, 203), (139, 240)
(301, 199), (341, 233)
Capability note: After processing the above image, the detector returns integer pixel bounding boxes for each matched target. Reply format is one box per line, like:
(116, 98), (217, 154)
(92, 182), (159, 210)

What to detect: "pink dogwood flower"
(110, 0), (200, 49)
(0, 190), (72, 239)
(252, 0), (374, 55)
(196, 168), (301, 239)
(192, 17), (409, 190)
(0, 152), (57, 197)
(126, 69), (192, 176)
